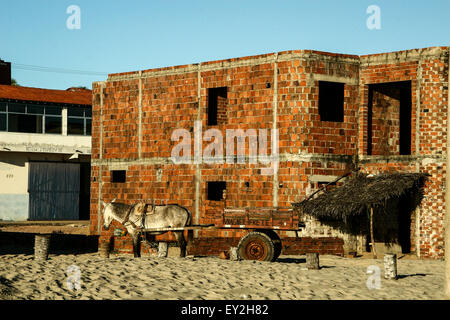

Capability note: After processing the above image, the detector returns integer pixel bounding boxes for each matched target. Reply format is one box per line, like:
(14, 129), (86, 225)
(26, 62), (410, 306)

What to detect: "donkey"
(102, 200), (192, 258)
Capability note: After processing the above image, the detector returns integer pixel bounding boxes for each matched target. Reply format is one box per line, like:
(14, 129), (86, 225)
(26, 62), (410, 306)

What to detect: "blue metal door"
(28, 162), (80, 220)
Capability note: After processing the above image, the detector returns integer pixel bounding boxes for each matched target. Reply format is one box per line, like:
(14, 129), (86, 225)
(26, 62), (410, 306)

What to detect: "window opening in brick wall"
(318, 81), (344, 122)
(207, 87), (227, 125)
(111, 170), (126, 183)
(367, 81), (411, 155)
(207, 181), (226, 201)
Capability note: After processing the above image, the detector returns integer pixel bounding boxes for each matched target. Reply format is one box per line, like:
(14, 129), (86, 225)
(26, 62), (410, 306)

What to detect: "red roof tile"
(0, 85), (91, 105)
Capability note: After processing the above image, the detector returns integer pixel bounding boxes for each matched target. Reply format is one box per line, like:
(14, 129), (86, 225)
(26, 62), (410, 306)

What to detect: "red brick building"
(90, 46), (449, 259)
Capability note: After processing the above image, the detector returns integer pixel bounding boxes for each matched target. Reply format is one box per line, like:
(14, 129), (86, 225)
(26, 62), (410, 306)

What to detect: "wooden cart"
(141, 206), (304, 262)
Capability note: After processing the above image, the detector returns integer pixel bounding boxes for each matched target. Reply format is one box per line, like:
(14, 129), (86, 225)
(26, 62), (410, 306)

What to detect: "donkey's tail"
(186, 208), (193, 226)
(185, 207), (194, 243)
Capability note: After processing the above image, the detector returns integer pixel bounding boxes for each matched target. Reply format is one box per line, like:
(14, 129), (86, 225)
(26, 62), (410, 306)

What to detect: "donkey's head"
(101, 199), (116, 230)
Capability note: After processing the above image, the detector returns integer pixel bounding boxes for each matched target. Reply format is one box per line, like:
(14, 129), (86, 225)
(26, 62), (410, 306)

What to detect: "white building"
(0, 61), (92, 221)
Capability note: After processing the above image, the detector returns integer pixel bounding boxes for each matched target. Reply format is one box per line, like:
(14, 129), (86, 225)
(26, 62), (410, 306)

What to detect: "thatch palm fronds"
(293, 172), (429, 223)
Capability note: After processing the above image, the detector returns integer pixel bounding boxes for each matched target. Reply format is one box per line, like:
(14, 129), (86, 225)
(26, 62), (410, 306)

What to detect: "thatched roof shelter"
(293, 172), (429, 223)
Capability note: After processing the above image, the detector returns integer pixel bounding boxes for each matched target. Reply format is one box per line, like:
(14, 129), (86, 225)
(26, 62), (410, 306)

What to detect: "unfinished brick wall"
(91, 47), (448, 259)
(277, 53), (359, 156)
(370, 88), (401, 155)
(415, 52), (448, 259)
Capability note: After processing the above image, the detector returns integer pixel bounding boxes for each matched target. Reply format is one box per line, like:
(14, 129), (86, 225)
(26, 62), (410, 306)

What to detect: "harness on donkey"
(121, 203), (157, 248)
(121, 203), (152, 231)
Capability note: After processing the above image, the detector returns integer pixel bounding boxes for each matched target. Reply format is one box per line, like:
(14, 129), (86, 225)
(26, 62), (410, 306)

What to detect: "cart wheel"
(264, 230), (282, 261)
(237, 232), (275, 262)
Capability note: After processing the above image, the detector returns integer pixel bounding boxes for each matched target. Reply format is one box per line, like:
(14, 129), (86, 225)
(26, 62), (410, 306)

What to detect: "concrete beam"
(194, 65), (202, 235)
(99, 47), (446, 85)
(272, 53), (279, 207)
(445, 46), (450, 298)
(138, 71), (142, 159)
(359, 154), (445, 164)
(360, 46), (448, 66)
(312, 74), (359, 85)
(308, 175), (339, 183)
(105, 50), (360, 83)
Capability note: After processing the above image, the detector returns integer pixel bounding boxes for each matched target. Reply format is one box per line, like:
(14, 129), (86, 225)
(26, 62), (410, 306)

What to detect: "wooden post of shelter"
(370, 206), (377, 259)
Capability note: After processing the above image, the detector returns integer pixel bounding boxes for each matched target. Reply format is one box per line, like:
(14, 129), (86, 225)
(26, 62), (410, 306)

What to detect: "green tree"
(11, 78), (19, 86)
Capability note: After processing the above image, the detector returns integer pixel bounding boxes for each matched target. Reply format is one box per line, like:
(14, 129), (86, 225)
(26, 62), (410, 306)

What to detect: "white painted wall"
(0, 153), (29, 220)
(0, 132), (91, 154)
(0, 137), (91, 221)
(0, 153), (28, 194)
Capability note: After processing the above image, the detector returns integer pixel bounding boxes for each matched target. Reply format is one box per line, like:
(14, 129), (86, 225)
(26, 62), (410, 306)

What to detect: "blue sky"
(1, 0), (448, 90)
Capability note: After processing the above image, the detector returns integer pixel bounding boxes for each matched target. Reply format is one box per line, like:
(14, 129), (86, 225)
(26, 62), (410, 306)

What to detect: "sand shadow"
(0, 233), (34, 255)
(0, 277), (15, 288)
(397, 273), (429, 279)
(275, 258), (337, 270)
(275, 257), (306, 264)
(0, 276), (19, 298)
(0, 232), (99, 255)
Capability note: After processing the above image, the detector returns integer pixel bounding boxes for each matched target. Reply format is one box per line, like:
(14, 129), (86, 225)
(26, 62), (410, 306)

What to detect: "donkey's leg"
(174, 231), (187, 258)
(132, 233), (141, 258)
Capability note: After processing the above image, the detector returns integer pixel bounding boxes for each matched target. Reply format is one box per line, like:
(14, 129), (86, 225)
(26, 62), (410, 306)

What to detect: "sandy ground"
(0, 251), (446, 300)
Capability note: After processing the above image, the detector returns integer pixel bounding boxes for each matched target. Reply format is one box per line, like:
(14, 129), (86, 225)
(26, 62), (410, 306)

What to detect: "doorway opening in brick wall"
(207, 87), (227, 125)
(371, 193), (415, 254)
(367, 81), (412, 155)
(207, 181), (226, 201)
